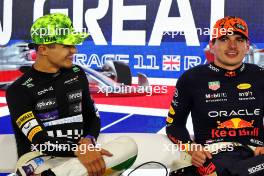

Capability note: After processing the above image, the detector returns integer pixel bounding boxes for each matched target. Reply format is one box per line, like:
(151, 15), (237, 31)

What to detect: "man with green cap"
(6, 13), (112, 176)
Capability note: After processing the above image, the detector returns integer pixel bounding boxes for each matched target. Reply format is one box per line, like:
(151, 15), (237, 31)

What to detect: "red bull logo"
(217, 118), (254, 129)
(225, 71), (236, 77)
(212, 128), (259, 138)
(212, 118), (258, 139)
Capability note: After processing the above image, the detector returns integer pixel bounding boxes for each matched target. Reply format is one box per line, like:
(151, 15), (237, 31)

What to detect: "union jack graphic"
(162, 55), (181, 71)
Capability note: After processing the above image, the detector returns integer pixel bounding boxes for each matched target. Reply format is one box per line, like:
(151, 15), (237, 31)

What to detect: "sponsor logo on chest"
(64, 76), (79, 85)
(238, 91), (255, 101)
(35, 98), (57, 110)
(67, 90), (82, 102)
(208, 81), (220, 91)
(37, 86), (54, 96)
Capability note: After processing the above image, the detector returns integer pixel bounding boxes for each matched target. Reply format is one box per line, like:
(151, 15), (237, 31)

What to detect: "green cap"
(30, 13), (88, 45)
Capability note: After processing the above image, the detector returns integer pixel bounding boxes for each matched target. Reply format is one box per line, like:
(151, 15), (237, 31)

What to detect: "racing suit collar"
(209, 63), (246, 77)
(32, 65), (62, 78)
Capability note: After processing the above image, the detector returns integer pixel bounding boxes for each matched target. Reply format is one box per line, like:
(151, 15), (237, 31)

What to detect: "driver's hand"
(75, 138), (113, 176)
(188, 146), (212, 167)
(254, 147), (264, 156)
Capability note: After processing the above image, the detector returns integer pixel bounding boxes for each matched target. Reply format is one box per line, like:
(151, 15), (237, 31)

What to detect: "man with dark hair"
(6, 13), (112, 176)
(167, 16), (264, 176)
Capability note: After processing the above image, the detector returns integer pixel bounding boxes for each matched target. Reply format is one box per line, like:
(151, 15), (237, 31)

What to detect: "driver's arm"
(78, 67), (100, 140)
(6, 85), (78, 157)
(166, 72), (193, 145)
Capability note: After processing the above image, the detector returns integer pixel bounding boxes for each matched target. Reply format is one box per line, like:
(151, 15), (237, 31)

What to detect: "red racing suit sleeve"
(166, 72), (193, 144)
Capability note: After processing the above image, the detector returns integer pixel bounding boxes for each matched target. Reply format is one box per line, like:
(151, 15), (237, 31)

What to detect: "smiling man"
(6, 13), (113, 176)
(167, 16), (264, 176)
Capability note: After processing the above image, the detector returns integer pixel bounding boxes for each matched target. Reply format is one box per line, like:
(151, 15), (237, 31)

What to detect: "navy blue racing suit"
(167, 63), (264, 176)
